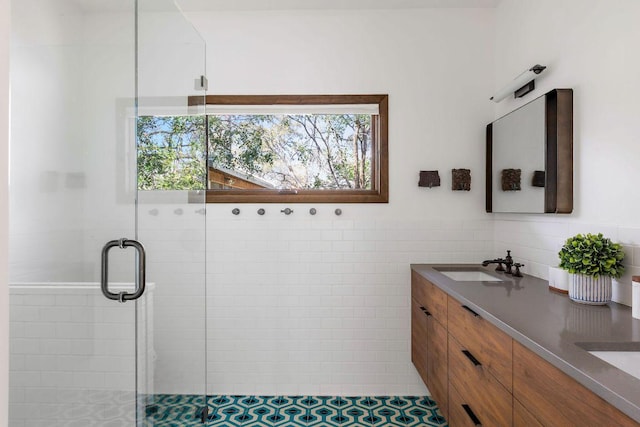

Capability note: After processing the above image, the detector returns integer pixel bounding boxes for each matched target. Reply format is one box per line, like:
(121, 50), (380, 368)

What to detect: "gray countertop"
(411, 264), (640, 423)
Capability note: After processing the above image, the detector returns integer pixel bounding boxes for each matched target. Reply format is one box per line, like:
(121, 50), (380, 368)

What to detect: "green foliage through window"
(137, 113), (373, 191)
(137, 116), (206, 190)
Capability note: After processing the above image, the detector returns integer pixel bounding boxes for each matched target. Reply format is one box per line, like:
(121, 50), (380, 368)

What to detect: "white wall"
(1, 0), (9, 421)
(78, 9), (138, 284)
(492, 0), (640, 304)
(183, 7), (496, 394)
(190, 8), (495, 220)
(9, 0), (88, 283)
(203, 208), (493, 395)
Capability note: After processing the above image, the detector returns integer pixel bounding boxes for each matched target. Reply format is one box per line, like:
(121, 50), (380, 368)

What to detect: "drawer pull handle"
(462, 350), (482, 367)
(462, 305), (480, 317)
(420, 307), (432, 317)
(462, 404), (482, 426)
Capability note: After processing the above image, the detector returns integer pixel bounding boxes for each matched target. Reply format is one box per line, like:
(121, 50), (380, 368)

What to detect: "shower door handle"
(101, 238), (146, 302)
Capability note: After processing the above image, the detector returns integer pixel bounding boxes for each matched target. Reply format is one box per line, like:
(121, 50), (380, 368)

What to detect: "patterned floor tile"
(143, 394), (449, 427)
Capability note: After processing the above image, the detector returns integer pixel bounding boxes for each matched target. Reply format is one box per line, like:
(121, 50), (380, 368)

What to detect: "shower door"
(136, 0), (209, 424)
(8, 0), (207, 425)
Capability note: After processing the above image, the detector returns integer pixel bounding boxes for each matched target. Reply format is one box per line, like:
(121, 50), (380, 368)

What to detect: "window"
(137, 115), (207, 191)
(138, 94), (388, 203)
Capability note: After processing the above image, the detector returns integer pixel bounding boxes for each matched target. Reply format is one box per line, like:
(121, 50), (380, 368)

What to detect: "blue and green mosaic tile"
(143, 394), (448, 426)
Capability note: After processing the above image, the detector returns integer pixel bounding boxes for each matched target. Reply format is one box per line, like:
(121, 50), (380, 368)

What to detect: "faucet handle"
(494, 262), (505, 272)
(513, 263), (525, 277)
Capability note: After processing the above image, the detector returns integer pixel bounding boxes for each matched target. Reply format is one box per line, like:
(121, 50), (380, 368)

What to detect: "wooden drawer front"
(411, 270), (428, 309)
(411, 297), (428, 385)
(448, 385), (483, 427)
(513, 341), (638, 427)
(411, 270), (447, 325)
(449, 334), (512, 427)
(425, 279), (447, 325)
(514, 399), (543, 427)
(426, 316), (448, 419)
(448, 296), (512, 392)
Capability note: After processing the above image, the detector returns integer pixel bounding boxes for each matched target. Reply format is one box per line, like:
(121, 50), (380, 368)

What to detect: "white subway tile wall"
(205, 206), (493, 396)
(138, 203), (208, 397)
(8, 284), (149, 426)
(494, 218), (640, 306)
(10, 203), (494, 401)
(15, 208), (640, 402)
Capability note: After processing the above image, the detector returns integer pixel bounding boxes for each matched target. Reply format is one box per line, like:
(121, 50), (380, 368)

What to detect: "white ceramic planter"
(568, 274), (612, 305)
(632, 276), (640, 320)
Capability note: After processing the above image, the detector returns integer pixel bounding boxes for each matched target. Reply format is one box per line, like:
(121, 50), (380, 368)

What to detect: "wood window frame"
(187, 94), (389, 203)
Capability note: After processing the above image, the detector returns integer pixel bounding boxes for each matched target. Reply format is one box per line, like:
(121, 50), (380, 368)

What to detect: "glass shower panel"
(136, 0), (208, 424)
(9, 0), (207, 425)
(9, 0), (139, 425)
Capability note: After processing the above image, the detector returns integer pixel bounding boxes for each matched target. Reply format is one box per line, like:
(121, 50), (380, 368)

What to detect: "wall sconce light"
(490, 64), (547, 103)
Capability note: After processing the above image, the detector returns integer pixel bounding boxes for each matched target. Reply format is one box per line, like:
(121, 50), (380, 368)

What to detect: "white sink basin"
(588, 351), (640, 381)
(439, 271), (504, 282)
(576, 342), (640, 381)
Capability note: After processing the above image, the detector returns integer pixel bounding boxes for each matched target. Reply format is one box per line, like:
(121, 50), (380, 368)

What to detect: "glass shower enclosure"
(8, 0), (207, 425)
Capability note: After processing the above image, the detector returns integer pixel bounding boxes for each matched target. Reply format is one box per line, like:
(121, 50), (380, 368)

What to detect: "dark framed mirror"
(486, 88), (573, 213)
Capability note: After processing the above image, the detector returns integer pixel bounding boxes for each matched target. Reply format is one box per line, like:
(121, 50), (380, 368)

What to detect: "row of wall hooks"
(145, 207), (343, 217)
(232, 208), (343, 216)
(148, 208), (206, 216)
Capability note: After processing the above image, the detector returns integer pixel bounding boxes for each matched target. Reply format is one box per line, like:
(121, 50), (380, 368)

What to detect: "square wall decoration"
(452, 169), (471, 191)
(501, 168), (521, 191)
(419, 170), (440, 188)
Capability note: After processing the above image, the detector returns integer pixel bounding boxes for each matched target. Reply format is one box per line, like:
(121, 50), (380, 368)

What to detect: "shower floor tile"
(144, 394), (448, 426)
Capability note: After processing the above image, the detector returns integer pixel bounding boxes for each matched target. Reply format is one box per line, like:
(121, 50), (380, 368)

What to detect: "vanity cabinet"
(411, 270), (447, 324)
(513, 399), (543, 427)
(411, 267), (640, 426)
(447, 297), (512, 392)
(447, 296), (513, 426)
(426, 315), (448, 417)
(411, 298), (428, 383)
(410, 271), (448, 418)
(513, 341), (637, 427)
(447, 384), (481, 427)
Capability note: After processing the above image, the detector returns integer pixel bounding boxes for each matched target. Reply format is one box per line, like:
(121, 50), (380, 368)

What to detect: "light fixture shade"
(490, 64), (546, 103)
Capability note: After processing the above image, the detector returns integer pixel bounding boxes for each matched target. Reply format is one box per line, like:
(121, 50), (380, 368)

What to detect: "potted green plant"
(558, 233), (625, 305)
